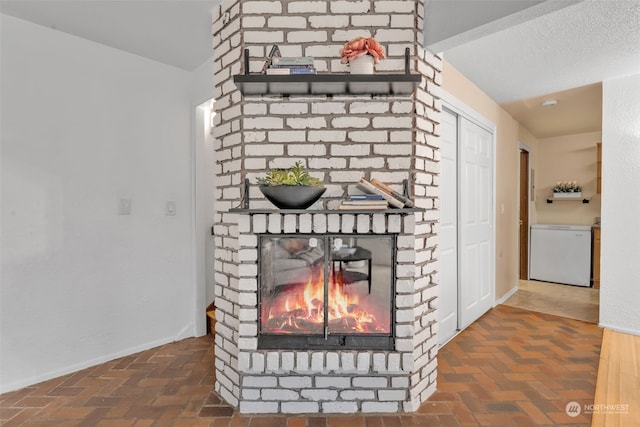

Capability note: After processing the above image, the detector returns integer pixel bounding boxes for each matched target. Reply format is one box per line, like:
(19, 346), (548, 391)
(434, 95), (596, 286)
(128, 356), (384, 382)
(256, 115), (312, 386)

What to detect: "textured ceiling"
(442, 0), (640, 104)
(501, 83), (602, 138)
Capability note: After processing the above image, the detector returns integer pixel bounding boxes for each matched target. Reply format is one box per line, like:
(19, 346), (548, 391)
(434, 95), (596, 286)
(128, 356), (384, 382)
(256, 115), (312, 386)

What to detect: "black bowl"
(259, 185), (326, 209)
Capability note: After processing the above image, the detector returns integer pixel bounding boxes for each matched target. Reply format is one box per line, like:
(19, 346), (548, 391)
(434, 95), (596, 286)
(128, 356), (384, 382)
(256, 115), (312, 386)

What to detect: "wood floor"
(592, 328), (640, 427)
(0, 306), (603, 426)
(503, 280), (599, 324)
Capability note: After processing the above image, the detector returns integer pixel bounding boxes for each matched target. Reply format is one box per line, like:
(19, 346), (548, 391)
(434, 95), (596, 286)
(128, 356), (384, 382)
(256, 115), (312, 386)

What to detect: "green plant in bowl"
(257, 162), (325, 209)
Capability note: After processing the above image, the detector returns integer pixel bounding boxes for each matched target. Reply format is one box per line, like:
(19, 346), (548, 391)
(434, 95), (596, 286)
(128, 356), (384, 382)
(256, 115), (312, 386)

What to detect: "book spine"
(370, 178), (415, 208)
(272, 57), (315, 66)
(269, 64), (315, 69)
(358, 179), (405, 208)
(348, 194), (385, 200)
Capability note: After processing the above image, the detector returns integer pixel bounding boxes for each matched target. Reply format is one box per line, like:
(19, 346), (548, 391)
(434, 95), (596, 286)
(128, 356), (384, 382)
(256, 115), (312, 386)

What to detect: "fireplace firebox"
(258, 234), (395, 350)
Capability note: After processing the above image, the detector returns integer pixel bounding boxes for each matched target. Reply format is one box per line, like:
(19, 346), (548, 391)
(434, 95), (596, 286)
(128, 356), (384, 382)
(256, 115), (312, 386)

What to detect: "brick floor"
(0, 305), (602, 426)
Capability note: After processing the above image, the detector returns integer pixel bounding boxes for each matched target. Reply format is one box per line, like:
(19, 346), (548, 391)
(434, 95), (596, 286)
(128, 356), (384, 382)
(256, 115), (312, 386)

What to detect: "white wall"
(0, 14), (198, 392)
(600, 73), (640, 336)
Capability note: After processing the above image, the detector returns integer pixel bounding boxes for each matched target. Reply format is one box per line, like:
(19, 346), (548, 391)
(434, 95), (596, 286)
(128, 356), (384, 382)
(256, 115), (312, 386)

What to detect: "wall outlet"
(118, 198), (132, 215)
(165, 201), (176, 216)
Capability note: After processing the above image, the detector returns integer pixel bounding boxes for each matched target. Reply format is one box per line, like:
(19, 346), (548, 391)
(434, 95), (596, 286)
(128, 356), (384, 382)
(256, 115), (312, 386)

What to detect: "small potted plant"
(553, 180), (582, 198)
(339, 36), (386, 74)
(257, 161), (326, 209)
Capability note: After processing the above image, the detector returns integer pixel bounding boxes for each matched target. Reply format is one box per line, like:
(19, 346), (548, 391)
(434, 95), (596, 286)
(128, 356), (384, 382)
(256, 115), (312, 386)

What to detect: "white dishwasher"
(529, 224), (592, 287)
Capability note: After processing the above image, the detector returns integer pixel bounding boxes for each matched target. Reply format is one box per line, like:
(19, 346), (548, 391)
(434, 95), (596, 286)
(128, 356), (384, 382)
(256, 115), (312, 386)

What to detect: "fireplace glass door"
(258, 234), (395, 350)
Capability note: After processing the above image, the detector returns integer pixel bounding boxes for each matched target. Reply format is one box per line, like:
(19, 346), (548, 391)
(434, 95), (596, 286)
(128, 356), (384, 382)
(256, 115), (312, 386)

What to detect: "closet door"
(438, 108), (494, 344)
(458, 117), (493, 328)
(438, 108), (459, 344)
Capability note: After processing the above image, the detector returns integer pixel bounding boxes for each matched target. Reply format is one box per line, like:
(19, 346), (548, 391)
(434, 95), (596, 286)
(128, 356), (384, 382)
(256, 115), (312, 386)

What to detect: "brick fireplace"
(211, 0), (442, 414)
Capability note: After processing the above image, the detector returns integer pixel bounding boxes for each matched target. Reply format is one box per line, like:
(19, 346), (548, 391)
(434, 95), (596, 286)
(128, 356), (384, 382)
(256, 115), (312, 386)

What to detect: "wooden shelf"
(233, 73), (421, 97)
(546, 197), (590, 204)
(229, 207), (425, 215)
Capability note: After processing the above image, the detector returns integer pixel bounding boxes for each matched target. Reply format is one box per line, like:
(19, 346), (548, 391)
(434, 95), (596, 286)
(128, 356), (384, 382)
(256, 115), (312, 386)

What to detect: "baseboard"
(597, 322), (640, 337)
(494, 285), (519, 306)
(0, 329), (195, 394)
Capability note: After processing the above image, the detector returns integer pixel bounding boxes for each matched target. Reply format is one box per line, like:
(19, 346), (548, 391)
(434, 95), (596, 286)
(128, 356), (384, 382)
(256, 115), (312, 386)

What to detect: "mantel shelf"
(233, 73), (422, 97)
(229, 207), (425, 214)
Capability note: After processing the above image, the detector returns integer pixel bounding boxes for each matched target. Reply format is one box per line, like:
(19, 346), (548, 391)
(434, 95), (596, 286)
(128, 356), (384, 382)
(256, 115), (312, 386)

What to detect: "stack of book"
(338, 194), (388, 210)
(356, 178), (415, 209)
(266, 56), (317, 75)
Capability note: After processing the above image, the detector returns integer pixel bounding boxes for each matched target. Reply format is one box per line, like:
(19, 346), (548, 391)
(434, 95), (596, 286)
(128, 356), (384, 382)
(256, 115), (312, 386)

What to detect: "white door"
(438, 108), (459, 343)
(438, 107), (494, 343)
(458, 117), (493, 328)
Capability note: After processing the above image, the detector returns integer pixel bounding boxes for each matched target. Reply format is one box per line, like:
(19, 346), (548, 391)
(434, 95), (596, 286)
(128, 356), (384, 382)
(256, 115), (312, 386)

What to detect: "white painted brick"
(244, 117), (283, 129)
(299, 213), (312, 233)
(243, 376), (276, 387)
(288, 144), (326, 156)
(339, 214), (354, 233)
(238, 292), (257, 307)
(373, 353), (386, 372)
(305, 44), (344, 57)
(242, 388), (260, 400)
(349, 131), (388, 143)
(375, 0), (415, 13)
(323, 401), (359, 414)
(349, 102), (390, 114)
(238, 248), (257, 262)
(331, 144), (370, 156)
(238, 337), (257, 350)
(281, 352), (295, 372)
(330, 170), (363, 183)
(362, 401), (399, 413)
(288, 1), (327, 13)
(284, 215), (297, 233)
(243, 103), (267, 115)
(270, 102), (308, 115)
(242, 1), (282, 14)
(302, 389), (338, 401)
(388, 353), (402, 372)
(332, 29), (373, 42)
(244, 30), (284, 44)
(357, 214), (370, 233)
(356, 352), (371, 372)
(331, 117), (370, 128)
(392, 376), (410, 388)
(374, 28), (415, 43)
(296, 352), (309, 371)
(390, 131), (413, 143)
(242, 16), (266, 28)
(311, 102), (346, 115)
(309, 158), (347, 169)
(391, 14), (415, 28)
(308, 130), (346, 142)
(266, 352), (279, 372)
(315, 376), (350, 388)
(373, 116), (413, 129)
(244, 158), (266, 170)
(326, 352), (339, 370)
(373, 144), (412, 156)
(268, 130), (306, 142)
(379, 389), (407, 401)
(341, 390), (375, 400)
(239, 401), (278, 413)
(311, 352), (324, 372)
(238, 263), (258, 278)
(372, 214), (386, 233)
(352, 14), (390, 27)
(287, 117), (327, 129)
(238, 216), (251, 233)
(327, 214), (341, 232)
(268, 213), (281, 234)
(330, 0), (371, 13)
(252, 214), (267, 233)
(349, 157), (385, 169)
(268, 16), (307, 28)
(309, 15), (349, 28)
(238, 277), (257, 292)
(313, 214), (327, 233)
(244, 131), (266, 143)
(353, 377), (388, 388)
(280, 376), (312, 388)
(288, 30), (328, 43)
(281, 402), (319, 414)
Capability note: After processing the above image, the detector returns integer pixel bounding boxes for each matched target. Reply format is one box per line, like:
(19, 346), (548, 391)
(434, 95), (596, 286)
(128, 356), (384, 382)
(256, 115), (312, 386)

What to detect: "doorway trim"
(518, 142), (532, 283)
(439, 89), (497, 332)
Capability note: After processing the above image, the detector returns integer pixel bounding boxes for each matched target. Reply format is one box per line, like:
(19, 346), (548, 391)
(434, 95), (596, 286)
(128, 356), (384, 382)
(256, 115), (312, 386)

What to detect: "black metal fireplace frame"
(257, 233), (396, 351)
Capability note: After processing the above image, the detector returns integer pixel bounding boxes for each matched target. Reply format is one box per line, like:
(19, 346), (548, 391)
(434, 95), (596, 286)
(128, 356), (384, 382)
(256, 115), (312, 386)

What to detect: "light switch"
(165, 201), (176, 216)
(118, 198), (131, 215)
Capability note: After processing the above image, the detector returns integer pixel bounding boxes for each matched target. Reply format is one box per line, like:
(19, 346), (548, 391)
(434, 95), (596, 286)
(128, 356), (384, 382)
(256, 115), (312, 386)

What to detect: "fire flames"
(262, 267), (388, 334)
